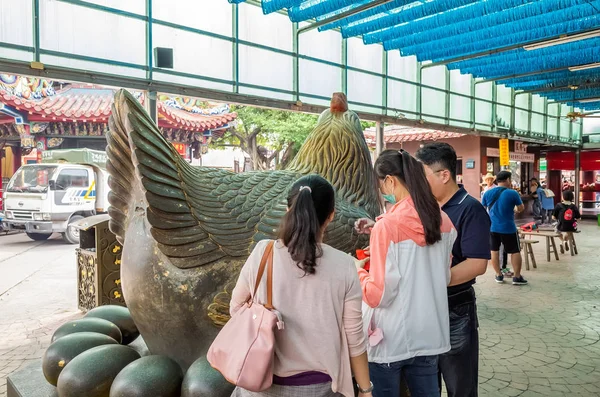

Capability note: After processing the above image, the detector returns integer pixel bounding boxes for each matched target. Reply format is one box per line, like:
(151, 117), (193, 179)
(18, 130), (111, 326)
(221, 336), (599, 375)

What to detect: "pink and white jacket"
(357, 197), (457, 364)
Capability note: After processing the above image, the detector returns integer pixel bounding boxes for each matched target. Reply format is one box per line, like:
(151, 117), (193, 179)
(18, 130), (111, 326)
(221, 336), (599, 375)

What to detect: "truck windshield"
(6, 165), (58, 193)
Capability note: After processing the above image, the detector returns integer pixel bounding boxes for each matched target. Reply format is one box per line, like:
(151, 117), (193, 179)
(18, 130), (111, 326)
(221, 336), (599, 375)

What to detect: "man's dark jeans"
(370, 356), (439, 397)
(439, 287), (479, 397)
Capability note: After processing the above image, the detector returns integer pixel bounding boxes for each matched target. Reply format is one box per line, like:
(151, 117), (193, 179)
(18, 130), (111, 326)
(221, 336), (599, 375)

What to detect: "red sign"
(172, 143), (188, 158)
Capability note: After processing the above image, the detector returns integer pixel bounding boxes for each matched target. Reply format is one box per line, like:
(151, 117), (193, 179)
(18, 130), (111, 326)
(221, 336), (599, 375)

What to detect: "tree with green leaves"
(212, 106), (318, 170)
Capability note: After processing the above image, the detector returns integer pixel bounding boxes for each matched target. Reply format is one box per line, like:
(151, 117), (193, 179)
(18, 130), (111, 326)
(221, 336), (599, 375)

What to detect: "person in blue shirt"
(416, 143), (490, 397)
(481, 171), (528, 286)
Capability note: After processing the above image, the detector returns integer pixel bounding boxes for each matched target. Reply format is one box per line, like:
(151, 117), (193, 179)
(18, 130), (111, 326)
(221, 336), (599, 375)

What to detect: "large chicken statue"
(105, 90), (380, 394)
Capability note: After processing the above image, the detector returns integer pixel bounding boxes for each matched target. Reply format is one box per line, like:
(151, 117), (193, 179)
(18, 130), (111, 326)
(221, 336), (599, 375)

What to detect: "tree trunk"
(279, 143), (297, 169)
(248, 134), (265, 171)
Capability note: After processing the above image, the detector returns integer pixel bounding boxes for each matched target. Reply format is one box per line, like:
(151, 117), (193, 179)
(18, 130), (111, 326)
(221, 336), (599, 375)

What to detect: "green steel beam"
(341, 38), (348, 95)
(492, 82), (497, 131)
(510, 88), (516, 134)
(39, 49), (148, 70)
(557, 103), (561, 139)
(293, 22), (299, 101)
(33, 0), (40, 62)
(470, 76), (475, 128)
(569, 105), (574, 140)
(417, 62), (422, 119)
(232, 3), (239, 94)
(543, 98), (548, 140)
(146, 0), (153, 80)
(445, 67), (450, 125)
(56, 0), (146, 21)
(0, 42), (34, 53)
(382, 51), (388, 116)
(527, 94), (533, 137)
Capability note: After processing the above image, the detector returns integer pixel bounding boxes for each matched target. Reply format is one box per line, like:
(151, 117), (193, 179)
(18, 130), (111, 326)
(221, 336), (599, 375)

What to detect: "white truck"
(2, 149), (110, 244)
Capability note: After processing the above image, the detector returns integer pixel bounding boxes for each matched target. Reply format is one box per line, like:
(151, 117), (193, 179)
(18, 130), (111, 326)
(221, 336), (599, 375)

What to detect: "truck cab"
(2, 149), (109, 243)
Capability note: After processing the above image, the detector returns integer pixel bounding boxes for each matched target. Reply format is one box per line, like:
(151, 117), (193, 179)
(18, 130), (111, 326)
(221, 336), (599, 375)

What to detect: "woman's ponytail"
(400, 151), (442, 245)
(279, 175), (335, 275)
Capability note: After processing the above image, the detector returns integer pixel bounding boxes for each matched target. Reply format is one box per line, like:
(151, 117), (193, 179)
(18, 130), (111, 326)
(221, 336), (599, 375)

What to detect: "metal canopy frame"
(243, 0), (600, 113)
(0, 0), (587, 147)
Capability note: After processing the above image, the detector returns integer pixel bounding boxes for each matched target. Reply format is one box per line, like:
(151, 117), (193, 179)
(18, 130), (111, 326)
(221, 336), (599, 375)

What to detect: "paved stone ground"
(1, 222), (599, 396)
(0, 233), (81, 397)
(475, 221), (600, 397)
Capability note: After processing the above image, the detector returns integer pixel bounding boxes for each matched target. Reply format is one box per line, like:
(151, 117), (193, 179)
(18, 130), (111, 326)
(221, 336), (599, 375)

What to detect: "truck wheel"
(26, 233), (52, 241)
(63, 215), (84, 244)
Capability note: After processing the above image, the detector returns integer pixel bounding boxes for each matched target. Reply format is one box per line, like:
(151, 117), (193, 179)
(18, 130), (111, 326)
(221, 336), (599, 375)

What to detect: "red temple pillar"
(548, 170), (562, 206)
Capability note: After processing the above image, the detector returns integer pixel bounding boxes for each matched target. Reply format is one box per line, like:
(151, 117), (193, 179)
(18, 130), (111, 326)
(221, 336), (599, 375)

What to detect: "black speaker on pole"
(154, 47), (173, 69)
(582, 135), (590, 144)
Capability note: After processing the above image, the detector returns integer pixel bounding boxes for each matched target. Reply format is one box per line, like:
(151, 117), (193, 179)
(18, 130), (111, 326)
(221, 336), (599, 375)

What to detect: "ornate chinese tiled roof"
(157, 101), (237, 131)
(363, 125), (465, 146)
(1, 86), (113, 122)
(0, 79), (236, 133)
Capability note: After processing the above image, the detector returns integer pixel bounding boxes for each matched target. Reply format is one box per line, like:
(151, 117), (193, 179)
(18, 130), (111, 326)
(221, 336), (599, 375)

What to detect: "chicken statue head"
(105, 90), (379, 394)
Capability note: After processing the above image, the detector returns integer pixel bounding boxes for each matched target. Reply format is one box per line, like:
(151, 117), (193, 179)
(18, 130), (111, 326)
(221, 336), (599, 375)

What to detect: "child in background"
(552, 190), (581, 254)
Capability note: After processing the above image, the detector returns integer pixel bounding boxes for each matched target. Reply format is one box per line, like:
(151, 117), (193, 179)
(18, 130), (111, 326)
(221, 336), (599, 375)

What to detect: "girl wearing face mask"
(355, 150), (456, 397)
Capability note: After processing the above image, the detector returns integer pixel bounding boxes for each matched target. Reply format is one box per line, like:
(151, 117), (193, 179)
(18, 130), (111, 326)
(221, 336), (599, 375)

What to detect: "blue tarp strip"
(403, 6), (600, 62)
(381, 0), (590, 51)
(317, 0), (415, 33)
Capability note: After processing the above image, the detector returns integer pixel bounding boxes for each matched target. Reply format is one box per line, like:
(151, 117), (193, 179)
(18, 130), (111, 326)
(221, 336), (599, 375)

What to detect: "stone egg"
(85, 306), (139, 345)
(43, 332), (119, 386)
(109, 355), (183, 397)
(52, 318), (122, 344)
(56, 345), (140, 397)
(181, 355), (234, 397)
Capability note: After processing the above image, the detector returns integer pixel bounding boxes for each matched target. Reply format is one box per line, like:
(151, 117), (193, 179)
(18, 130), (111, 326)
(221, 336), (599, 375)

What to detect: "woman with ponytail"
(230, 175), (372, 397)
(355, 150), (456, 397)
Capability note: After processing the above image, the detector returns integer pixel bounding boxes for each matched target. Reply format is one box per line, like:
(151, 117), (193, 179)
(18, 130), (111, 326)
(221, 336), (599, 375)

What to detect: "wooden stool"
(546, 235), (559, 261)
(521, 231), (560, 262)
(520, 239), (539, 270)
(565, 232), (578, 256)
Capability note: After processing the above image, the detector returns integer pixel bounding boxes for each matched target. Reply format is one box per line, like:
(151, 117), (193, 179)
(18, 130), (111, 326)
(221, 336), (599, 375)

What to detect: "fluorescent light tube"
(568, 62), (600, 72)
(523, 30), (600, 51)
(576, 98), (600, 103)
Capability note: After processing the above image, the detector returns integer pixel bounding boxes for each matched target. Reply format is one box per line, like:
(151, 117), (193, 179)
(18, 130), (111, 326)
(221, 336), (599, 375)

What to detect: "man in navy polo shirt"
(416, 143), (490, 397)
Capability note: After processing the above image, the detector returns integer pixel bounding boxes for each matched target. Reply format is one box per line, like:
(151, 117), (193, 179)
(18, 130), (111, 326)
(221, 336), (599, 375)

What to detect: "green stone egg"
(109, 355), (183, 397)
(43, 332), (119, 386)
(85, 306), (139, 345)
(52, 318), (123, 344)
(181, 356), (235, 397)
(57, 345), (140, 397)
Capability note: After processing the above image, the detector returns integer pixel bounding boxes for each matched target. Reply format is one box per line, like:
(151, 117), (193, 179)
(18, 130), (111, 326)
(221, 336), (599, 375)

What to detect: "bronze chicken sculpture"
(105, 90), (380, 394)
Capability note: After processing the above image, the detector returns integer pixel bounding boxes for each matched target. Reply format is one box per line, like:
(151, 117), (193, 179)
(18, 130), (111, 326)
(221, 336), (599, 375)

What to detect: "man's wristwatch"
(357, 381), (374, 393)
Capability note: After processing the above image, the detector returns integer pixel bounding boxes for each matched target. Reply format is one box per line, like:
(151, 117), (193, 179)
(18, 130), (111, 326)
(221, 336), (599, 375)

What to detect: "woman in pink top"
(356, 150), (456, 397)
(230, 175), (373, 397)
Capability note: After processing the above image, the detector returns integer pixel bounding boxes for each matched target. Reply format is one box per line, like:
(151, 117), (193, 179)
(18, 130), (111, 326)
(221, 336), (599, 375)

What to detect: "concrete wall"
(387, 135), (483, 199)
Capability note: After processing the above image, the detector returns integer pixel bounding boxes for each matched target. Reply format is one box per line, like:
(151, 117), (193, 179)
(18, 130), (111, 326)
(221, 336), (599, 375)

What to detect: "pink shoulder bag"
(207, 241), (284, 392)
